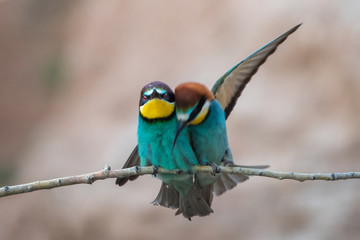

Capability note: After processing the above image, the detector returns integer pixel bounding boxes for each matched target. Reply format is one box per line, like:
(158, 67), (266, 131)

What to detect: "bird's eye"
(143, 95), (148, 101)
(163, 93), (169, 100)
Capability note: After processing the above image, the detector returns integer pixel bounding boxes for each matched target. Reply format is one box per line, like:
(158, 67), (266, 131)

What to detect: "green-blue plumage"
(135, 81), (213, 219)
(116, 24), (302, 218)
(138, 116), (197, 172)
(188, 100), (227, 166)
(138, 115), (198, 196)
(174, 83), (248, 196)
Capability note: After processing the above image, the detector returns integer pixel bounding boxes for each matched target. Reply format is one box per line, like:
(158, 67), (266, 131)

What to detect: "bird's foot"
(152, 165), (158, 177)
(211, 163), (221, 176)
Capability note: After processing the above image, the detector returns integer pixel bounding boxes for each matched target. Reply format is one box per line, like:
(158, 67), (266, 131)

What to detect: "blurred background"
(1, 0), (360, 239)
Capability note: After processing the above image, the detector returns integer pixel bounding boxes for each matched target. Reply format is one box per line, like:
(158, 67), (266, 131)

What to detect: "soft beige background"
(1, 1), (360, 240)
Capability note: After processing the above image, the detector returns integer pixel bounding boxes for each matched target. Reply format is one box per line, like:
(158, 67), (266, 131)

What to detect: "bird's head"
(139, 81), (175, 121)
(173, 82), (214, 147)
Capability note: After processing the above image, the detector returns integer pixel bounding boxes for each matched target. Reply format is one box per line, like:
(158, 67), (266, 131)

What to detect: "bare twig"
(1, 165), (360, 198)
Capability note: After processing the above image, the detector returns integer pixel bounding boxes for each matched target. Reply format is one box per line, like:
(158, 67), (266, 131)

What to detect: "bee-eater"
(116, 81), (213, 219)
(174, 82), (247, 197)
(173, 24), (301, 196)
(116, 24), (301, 216)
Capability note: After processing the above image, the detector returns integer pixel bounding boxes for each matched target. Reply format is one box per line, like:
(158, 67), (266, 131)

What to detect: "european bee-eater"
(116, 81), (213, 219)
(173, 24), (301, 195)
(116, 24), (301, 217)
(174, 82), (245, 196)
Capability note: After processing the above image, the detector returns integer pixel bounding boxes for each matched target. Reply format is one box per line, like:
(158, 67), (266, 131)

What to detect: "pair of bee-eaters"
(116, 24), (301, 219)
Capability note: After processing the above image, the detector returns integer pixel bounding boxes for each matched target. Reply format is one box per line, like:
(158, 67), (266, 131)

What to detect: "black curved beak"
(172, 96), (207, 150)
(149, 90), (161, 99)
(173, 119), (189, 150)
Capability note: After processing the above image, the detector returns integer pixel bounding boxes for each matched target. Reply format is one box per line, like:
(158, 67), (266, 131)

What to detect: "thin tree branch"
(1, 165), (360, 198)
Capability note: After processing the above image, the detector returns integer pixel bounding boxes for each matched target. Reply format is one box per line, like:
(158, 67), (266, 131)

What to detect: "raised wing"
(117, 25), (300, 186)
(115, 145), (141, 186)
(212, 24), (301, 119)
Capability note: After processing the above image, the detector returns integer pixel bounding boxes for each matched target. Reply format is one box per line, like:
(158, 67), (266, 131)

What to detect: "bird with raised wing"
(116, 24), (301, 218)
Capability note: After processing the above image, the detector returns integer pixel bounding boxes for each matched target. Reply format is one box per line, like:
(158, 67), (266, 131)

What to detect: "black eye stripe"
(188, 96), (207, 122)
(140, 89), (174, 106)
(161, 92), (174, 102)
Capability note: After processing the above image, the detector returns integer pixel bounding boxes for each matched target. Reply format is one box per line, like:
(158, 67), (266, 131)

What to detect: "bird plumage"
(175, 82), (248, 197)
(122, 81), (213, 219)
(212, 24), (301, 119)
(116, 24), (301, 218)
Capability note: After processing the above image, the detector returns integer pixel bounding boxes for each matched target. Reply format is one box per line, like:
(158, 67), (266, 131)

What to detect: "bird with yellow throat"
(116, 24), (301, 219)
(126, 81), (213, 219)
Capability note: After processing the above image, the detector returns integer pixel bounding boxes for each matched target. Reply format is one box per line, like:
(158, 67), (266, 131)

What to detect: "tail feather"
(200, 184), (214, 207)
(213, 174), (225, 196)
(152, 182), (179, 209)
(215, 147), (268, 196)
(233, 164), (270, 169)
(229, 173), (249, 183)
(213, 173), (248, 196)
(175, 185), (213, 219)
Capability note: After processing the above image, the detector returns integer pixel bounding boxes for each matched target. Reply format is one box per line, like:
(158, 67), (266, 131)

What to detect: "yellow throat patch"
(140, 99), (175, 119)
(190, 107), (209, 125)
